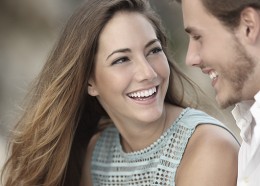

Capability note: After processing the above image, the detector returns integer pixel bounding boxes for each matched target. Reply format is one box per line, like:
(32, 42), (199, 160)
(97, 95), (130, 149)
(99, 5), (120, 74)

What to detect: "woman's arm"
(175, 124), (239, 186)
(80, 133), (101, 186)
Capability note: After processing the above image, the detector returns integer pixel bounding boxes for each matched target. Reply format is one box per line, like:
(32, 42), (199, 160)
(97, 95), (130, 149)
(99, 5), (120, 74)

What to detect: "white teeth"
(209, 71), (218, 80)
(128, 87), (156, 98)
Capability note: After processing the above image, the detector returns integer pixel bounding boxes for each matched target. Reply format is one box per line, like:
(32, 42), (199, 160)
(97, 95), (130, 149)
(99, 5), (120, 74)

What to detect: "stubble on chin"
(218, 92), (242, 109)
(218, 40), (255, 108)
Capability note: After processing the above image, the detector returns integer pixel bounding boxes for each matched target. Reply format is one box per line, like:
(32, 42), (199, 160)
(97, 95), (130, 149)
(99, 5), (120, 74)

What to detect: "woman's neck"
(118, 104), (183, 153)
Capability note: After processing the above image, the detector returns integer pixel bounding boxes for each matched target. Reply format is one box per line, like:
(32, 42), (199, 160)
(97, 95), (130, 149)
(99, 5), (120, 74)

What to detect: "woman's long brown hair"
(1, 0), (202, 185)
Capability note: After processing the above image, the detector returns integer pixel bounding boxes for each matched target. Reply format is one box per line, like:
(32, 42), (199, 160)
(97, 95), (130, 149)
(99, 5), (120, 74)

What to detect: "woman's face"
(88, 11), (170, 125)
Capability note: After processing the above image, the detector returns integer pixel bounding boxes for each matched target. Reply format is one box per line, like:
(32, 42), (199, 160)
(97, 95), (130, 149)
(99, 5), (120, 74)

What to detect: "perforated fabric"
(91, 108), (226, 185)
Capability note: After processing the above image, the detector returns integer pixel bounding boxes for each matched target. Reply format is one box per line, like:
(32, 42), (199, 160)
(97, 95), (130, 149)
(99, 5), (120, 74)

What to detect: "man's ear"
(239, 7), (260, 44)
(87, 79), (99, 96)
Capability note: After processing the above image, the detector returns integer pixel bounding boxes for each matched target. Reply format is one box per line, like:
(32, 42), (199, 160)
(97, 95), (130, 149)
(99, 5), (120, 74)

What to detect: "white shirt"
(232, 91), (260, 186)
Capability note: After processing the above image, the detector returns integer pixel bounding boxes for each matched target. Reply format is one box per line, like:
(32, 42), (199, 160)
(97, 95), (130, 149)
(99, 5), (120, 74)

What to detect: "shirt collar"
(232, 91), (260, 143)
(232, 101), (254, 143)
(251, 91), (260, 123)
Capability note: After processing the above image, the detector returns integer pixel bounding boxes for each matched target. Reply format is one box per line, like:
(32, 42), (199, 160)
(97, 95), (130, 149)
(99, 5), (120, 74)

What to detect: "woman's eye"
(111, 57), (129, 65)
(149, 47), (162, 55)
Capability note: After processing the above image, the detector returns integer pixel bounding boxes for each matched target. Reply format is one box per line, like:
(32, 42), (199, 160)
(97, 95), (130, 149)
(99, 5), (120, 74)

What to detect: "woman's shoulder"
(167, 105), (224, 130)
(81, 119), (115, 185)
(81, 132), (101, 186)
(175, 123), (240, 186)
(181, 108), (223, 127)
(188, 124), (240, 155)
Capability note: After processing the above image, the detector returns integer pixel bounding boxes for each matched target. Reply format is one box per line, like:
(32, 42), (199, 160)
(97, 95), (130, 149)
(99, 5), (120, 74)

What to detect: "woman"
(1, 0), (239, 185)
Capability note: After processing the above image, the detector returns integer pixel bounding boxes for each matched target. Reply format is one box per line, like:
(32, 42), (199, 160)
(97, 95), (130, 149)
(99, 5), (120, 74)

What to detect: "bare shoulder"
(175, 124), (240, 186)
(80, 132), (101, 186)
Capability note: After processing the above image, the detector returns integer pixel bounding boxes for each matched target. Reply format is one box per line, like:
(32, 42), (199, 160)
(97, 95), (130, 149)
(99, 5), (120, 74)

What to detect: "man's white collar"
(231, 91), (260, 143)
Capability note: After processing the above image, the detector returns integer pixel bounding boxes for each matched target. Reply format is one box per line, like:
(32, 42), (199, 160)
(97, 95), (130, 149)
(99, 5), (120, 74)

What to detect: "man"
(175, 0), (260, 185)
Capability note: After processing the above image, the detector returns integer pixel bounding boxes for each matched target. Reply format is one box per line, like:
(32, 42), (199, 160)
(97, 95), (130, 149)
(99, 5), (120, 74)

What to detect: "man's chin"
(216, 95), (240, 109)
(219, 102), (231, 109)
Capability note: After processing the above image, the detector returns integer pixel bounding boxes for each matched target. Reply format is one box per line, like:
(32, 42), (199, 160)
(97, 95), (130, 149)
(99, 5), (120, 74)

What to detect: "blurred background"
(0, 0), (240, 175)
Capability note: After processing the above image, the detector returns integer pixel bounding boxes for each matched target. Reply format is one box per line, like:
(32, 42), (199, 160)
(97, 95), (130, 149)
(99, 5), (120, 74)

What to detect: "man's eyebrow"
(106, 39), (160, 61)
(185, 26), (193, 34)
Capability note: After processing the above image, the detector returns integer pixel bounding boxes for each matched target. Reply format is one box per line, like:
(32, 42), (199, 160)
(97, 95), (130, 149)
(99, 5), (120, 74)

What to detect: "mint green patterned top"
(91, 108), (233, 185)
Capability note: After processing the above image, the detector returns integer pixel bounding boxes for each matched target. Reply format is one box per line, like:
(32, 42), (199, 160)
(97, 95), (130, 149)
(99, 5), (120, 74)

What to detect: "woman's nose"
(135, 57), (157, 82)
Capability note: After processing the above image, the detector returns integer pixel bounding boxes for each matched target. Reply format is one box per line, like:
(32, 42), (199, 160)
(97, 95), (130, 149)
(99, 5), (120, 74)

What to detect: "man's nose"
(185, 41), (202, 67)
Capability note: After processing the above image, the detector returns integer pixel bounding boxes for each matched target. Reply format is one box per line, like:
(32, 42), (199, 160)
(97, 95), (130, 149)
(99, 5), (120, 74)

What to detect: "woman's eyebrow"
(145, 38), (160, 48)
(106, 38), (160, 61)
(106, 48), (131, 61)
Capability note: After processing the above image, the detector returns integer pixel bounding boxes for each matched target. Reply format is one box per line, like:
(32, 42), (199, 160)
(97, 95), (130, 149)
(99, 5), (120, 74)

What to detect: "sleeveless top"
(91, 108), (235, 186)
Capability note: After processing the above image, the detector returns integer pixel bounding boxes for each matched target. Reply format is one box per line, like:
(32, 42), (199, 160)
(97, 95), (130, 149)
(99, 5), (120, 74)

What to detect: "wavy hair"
(1, 0), (201, 185)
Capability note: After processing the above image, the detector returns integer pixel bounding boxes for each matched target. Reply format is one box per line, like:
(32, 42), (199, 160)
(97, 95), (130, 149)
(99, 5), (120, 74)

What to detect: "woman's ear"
(87, 79), (99, 96)
(239, 7), (260, 44)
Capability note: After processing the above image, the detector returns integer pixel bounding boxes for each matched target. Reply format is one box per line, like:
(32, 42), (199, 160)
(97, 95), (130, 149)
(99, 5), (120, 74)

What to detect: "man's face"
(181, 0), (256, 108)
